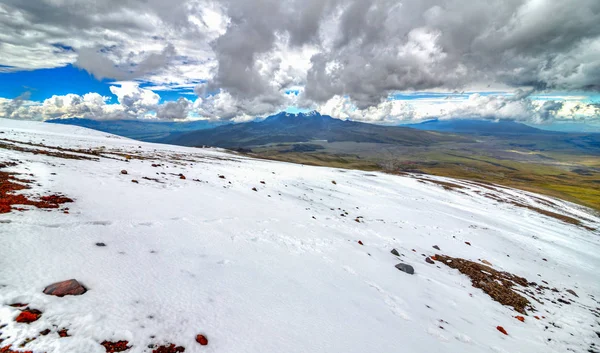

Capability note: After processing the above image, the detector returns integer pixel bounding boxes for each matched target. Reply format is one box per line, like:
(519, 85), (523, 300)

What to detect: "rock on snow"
(0, 118), (599, 353)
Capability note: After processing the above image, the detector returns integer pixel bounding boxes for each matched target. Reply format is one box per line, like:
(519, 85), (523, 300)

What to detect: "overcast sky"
(0, 0), (599, 126)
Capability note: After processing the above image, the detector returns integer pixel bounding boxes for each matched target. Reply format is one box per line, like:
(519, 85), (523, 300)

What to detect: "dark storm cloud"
(1, 0), (600, 117)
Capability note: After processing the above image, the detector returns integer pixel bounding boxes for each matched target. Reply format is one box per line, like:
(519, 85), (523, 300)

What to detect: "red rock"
(534, 316), (540, 320)
(195, 334), (208, 346)
(465, 241), (471, 246)
(515, 315), (525, 322)
(101, 340), (131, 352)
(358, 240), (363, 245)
(58, 329), (69, 337)
(39, 329), (51, 336)
(496, 326), (508, 335)
(179, 174), (186, 180)
(15, 309), (41, 323)
(121, 170), (128, 175)
(43, 279), (87, 297)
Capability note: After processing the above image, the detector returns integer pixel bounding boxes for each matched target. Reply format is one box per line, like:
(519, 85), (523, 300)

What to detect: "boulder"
(395, 263), (414, 275)
(43, 279), (87, 297)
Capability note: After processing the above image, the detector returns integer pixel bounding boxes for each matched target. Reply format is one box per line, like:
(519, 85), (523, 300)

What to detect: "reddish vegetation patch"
(0, 345), (33, 353)
(435, 254), (531, 314)
(195, 335), (208, 346)
(0, 166), (73, 214)
(15, 309), (42, 324)
(101, 340), (131, 352)
(496, 326), (508, 335)
(152, 344), (185, 353)
(57, 329), (69, 337)
(515, 315), (525, 322)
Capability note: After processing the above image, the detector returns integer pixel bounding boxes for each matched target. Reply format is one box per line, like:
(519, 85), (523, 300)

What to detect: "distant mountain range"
(165, 111), (470, 148)
(403, 119), (551, 134)
(47, 118), (226, 142)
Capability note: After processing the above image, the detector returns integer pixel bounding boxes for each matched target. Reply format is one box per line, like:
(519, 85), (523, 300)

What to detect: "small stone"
(252, 187), (257, 191)
(39, 329), (51, 336)
(195, 334), (208, 346)
(390, 249), (400, 256)
(515, 315), (525, 322)
(179, 174), (186, 180)
(131, 179), (139, 183)
(496, 326), (508, 335)
(331, 180), (337, 185)
(218, 175), (225, 179)
(43, 279), (87, 297)
(96, 242), (106, 247)
(120, 170), (128, 175)
(566, 289), (578, 297)
(395, 263), (415, 275)
(425, 257), (435, 264)
(260, 181), (265, 184)
(358, 240), (364, 245)
(58, 328), (69, 337)
(432, 245), (440, 250)
(465, 241), (471, 246)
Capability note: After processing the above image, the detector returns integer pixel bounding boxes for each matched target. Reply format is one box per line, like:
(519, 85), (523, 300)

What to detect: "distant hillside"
(166, 111), (471, 148)
(404, 119), (549, 135)
(47, 118), (225, 142)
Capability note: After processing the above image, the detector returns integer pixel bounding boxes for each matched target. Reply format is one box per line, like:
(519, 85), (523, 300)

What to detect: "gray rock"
(432, 245), (440, 250)
(390, 249), (400, 256)
(395, 263), (414, 275)
(425, 257), (435, 264)
(566, 289), (578, 297)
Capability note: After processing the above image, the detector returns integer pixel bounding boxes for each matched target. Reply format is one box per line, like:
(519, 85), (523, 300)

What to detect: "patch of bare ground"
(435, 254), (531, 314)
(0, 162), (73, 214)
(0, 140), (98, 161)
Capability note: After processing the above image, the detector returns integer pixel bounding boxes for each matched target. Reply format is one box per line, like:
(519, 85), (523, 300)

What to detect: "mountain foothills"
(1, 118), (599, 353)
(49, 112), (600, 211)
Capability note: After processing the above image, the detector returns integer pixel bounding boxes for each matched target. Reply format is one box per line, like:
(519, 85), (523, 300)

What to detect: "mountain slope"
(47, 118), (225, 142)
(165, 112), (471, 147)
(404, 119), (549, 134)
(0, 118), (599, 353)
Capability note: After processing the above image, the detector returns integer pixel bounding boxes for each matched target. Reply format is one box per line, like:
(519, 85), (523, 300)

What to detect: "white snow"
(0, 118), (599, 353)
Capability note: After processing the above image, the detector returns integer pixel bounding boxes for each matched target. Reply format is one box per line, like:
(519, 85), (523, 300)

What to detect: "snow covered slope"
(0, 118), (599, 353)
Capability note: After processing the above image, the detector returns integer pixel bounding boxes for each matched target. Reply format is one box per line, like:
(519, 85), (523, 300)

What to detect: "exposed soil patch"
(101, 340), (131, 352)
(435, 254), (531, 314)
(0, 139), (98, 161)
(419, 178), (466, 191)
(15, 309), (42, 324)
(0, 164), (73, 214)
(152, 344), (185, 353)
(0, 345), (33, 353)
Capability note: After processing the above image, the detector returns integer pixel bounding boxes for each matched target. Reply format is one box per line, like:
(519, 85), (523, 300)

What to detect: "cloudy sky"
(1, 0), (599, 129)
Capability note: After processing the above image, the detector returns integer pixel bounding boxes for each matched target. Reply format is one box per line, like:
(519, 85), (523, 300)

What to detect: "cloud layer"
(1, 0), (600, 122)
